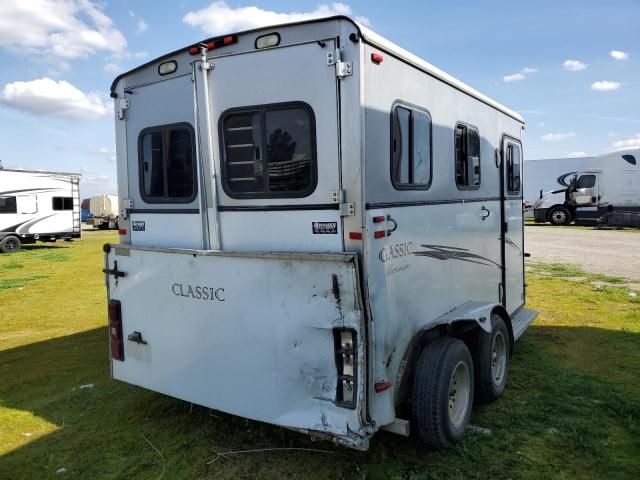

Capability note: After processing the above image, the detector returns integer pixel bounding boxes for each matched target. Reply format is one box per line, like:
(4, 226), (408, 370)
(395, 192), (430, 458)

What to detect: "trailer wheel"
(548, 206), (571, 225)
(412, 337), (474, 448)
(0, 235), (22, 253)
(473, 314), (510, 404)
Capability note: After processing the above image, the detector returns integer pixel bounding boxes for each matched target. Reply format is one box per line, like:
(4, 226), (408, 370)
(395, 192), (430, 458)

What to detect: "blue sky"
(0, 0), (638, 197)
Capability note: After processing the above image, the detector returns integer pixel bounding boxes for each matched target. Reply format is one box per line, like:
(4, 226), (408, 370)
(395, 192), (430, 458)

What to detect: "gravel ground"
(525, 226), (640, 281)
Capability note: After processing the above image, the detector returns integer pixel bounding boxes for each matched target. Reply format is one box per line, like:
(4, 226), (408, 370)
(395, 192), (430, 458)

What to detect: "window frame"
(137, 122), (197, 204)
(218, 101), (318, 200)
(0, 196), (17, 214)
(576, 174), (596, 189)
(454, 121), (482, 191)
(505, 139), (523, 195)
(52, 196), (73, 211)
(389, 101), (433, 191)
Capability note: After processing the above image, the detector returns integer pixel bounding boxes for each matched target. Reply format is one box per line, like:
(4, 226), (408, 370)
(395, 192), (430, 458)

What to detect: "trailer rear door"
(122, 74), (203, 249)
(201, 40), (345, 252)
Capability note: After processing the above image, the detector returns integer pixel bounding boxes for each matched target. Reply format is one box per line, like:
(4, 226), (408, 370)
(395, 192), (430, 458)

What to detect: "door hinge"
(117, 98), (129, 120)
(327, 50), (352, 78)
(329, 190), (355, 216)
(121, 198), (133, 220)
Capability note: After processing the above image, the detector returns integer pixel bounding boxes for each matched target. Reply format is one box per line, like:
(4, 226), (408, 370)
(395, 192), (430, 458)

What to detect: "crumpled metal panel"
(106, 245), (369, 446)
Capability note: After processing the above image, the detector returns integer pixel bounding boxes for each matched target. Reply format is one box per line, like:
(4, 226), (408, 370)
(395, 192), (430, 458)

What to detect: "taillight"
(109, 300), (124, 361)
(333, 328), (357, 408)
(188, 35), (238, 55)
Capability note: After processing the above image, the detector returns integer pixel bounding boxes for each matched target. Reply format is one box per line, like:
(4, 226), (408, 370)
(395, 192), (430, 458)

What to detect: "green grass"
(1, 234), (639, 479)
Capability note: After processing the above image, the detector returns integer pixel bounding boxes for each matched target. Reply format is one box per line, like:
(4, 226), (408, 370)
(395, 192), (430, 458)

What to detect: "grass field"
(1, 231), (639, 479)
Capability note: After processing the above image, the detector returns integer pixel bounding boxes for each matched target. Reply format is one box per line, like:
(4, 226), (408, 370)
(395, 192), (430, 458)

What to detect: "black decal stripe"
(16, 214), (59, 233)
(413, 244), (501, 268)
(366, 197), (503, 209)
(1, 220), (30, 232)
(129, 209), (199, 214)
(218, 204), (339, 212)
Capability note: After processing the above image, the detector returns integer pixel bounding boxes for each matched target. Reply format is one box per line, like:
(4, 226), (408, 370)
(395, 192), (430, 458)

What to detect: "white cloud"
(591, 80), (622, 91)
(563, 59), (587, 71)
(111, 50), (148, 61)
(183, 1), (370, 36)
(137, 19), (149, 33)
(611, 133), (640, 150)
(0, 0), (127, 59)
(89, 147), (116, 161)
(0, 78), (112, 120)
(541, 132), (576, 142)
(503, 73), (525, 82)
(503, 66), (538, 83)
(610, 50), (629, 61)
(567, 151), (587, 158)
(104, 63), (121, 74)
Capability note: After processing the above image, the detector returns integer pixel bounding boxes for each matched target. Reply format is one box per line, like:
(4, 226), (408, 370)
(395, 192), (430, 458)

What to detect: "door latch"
(480, 206), (491, 221)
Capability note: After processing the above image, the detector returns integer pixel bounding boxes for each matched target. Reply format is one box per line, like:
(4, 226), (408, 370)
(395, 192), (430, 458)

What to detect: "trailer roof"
(110, 15), (524, 124)
(0, 168), (81, 177)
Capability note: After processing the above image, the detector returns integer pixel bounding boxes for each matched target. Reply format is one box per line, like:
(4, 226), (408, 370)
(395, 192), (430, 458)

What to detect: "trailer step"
(511, 307), (538, 341)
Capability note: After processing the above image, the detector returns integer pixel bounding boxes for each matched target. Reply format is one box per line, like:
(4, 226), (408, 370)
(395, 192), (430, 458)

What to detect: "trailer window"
(391, 105), (432, 188)
(576, 174), (596, 189)
(0, 196), (17, 214)
(506, 143), (522, 194)
(52, 197), (73, 210)
(455, 124), (481, 189)
(220, 103), (316, 198)
(138, 124), (196, 203)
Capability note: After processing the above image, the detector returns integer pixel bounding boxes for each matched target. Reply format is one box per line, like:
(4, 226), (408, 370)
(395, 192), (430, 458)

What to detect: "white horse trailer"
(105, 16), (537, 449)
(0, 168), (81, 253)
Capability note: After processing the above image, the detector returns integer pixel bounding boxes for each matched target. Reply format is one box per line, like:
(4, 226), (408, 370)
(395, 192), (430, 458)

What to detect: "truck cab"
(533, 148), (639, 225)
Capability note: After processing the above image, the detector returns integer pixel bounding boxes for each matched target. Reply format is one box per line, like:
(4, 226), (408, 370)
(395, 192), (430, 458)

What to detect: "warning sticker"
(312, 221), (338, 234)
(132, 221), (146, 232)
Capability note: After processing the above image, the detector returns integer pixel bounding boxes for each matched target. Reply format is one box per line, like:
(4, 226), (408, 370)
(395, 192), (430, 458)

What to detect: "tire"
(0, 235), (22, 253)
(548, 206), (572, 225)
(412, 337), (474, 448)
(473, 314), (510, 404)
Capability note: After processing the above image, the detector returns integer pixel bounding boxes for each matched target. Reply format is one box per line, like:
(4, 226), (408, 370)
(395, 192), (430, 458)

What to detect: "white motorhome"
(105, 16), (537, 449)
(0, 168), (81, 253)
(533, 148), (639, 225)
(89, 194), (119, 229)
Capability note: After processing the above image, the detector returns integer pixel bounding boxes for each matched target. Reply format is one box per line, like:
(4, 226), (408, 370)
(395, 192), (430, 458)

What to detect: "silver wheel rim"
(491, 331), (507, 385)
(448, 361), (471, 428)
(552, 210), (566, 223)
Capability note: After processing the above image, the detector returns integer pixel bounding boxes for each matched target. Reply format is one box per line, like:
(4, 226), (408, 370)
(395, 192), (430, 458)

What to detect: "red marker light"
(375, 380), (392, 393)
(349, 232), (363, 240)
(188, 46), (199, 55)
(223, 36), (234, 45)
(374, 230), (385, 239)
(118, 229), (126, 235)
(373, 215), (385, 223)
(371, 53), (384, 64)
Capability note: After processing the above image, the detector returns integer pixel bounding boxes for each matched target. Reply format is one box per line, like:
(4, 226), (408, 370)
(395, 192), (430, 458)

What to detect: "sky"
(0, 0), (638, 197)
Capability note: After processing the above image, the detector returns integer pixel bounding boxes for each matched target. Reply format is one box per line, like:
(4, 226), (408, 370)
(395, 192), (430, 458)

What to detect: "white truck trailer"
(533, 148), (639, 225)
(89, 194), (119, 229)
(0, 168), (81, 253)
(104, 16), (537, 449)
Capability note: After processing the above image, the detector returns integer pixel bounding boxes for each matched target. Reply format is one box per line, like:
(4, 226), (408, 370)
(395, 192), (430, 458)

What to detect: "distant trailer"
(89, 194), (119, 230)
(0, 168), (81, 253)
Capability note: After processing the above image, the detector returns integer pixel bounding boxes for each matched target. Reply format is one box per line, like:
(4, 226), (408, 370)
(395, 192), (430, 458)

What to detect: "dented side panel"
(107, 245), (368, 446)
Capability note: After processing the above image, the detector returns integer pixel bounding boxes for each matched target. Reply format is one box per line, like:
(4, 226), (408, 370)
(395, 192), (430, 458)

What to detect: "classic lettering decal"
(172, 283), (225, 301)
(132, 221), (145, 231)
(378, 241), (413, 262)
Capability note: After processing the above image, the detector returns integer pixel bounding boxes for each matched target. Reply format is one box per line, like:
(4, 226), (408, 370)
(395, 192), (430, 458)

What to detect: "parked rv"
(533, 148), (639, 225)
(104, 16), (537, 450)
(89, 194), (119, 229)
(0, 168), (81, 253)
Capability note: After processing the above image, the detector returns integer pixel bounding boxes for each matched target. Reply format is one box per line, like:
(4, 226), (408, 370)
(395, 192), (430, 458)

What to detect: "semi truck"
(89, 194), (119, 229)
(533, 148), (639, 225)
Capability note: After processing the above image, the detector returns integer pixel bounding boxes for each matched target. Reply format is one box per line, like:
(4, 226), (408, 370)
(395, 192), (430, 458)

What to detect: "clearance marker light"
(371, 53), (384, 64)
(349, 232), (363, 240)
(374, 230), (385, 239)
